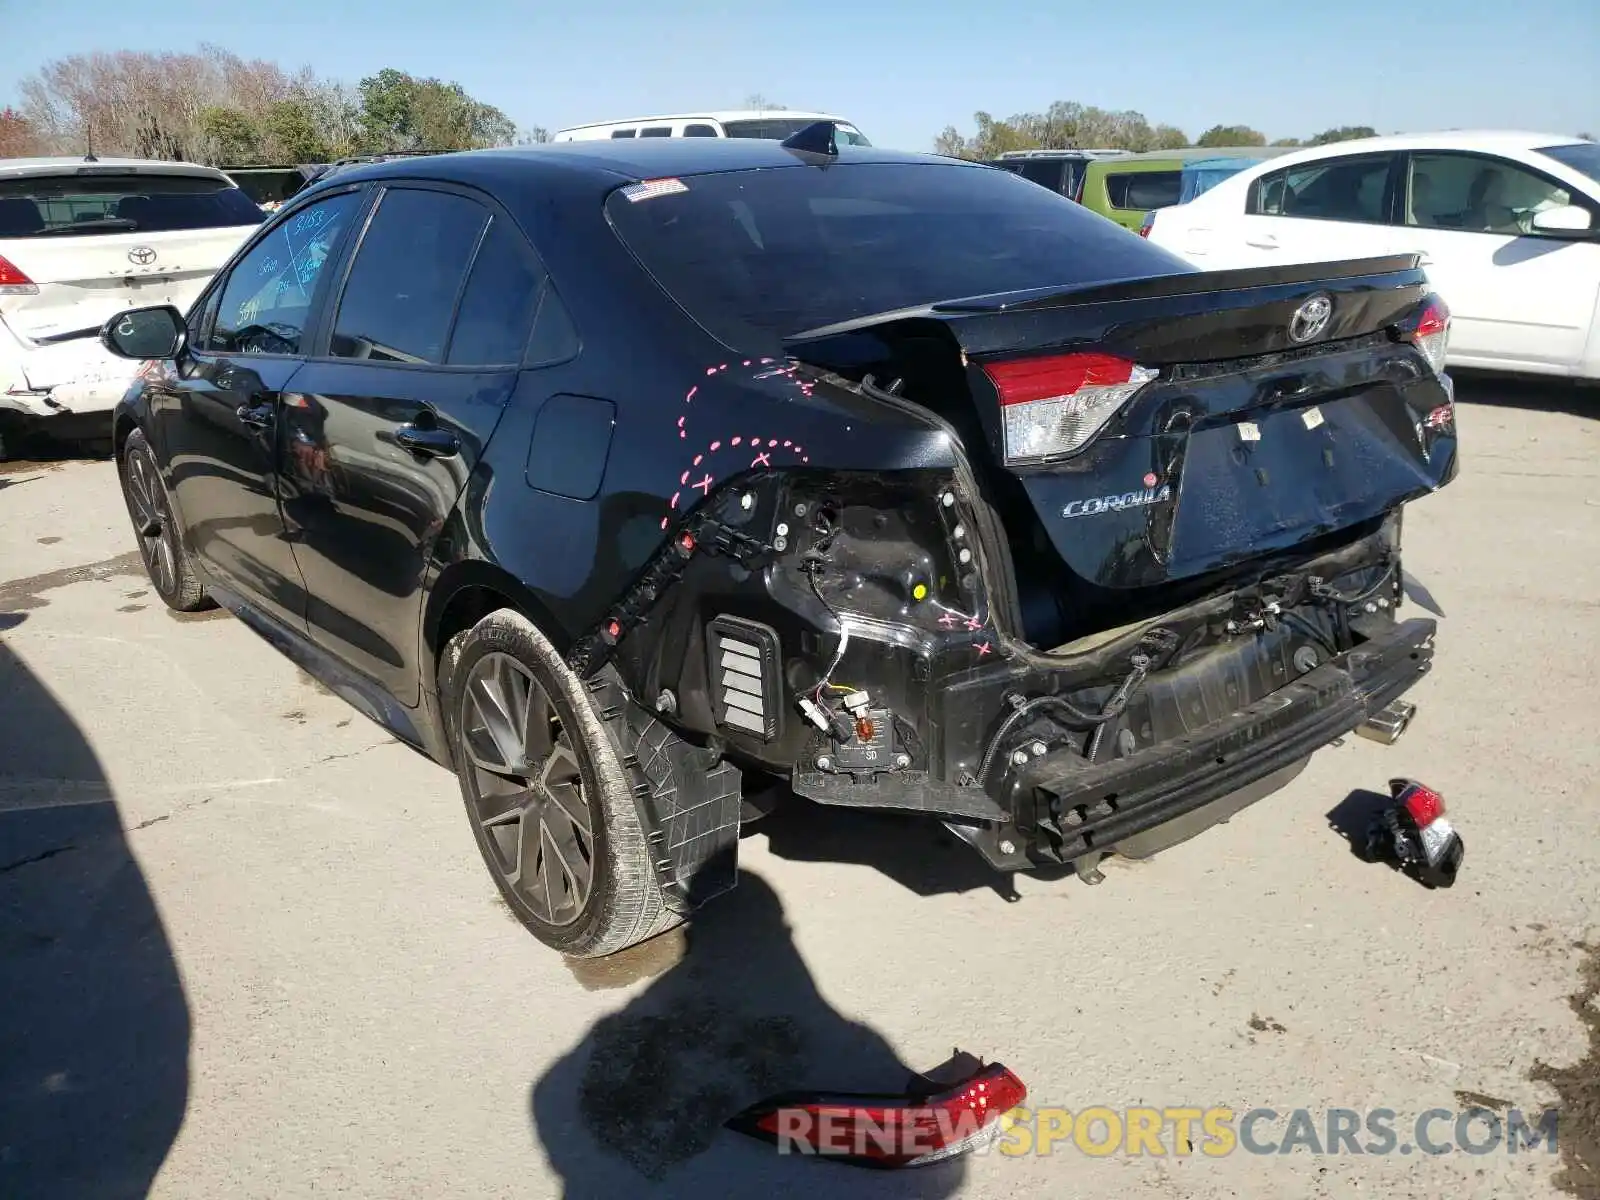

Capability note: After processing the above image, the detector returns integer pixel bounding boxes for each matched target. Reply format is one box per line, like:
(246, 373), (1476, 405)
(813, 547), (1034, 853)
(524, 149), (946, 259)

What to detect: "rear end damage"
(576, 255), (1458, 885)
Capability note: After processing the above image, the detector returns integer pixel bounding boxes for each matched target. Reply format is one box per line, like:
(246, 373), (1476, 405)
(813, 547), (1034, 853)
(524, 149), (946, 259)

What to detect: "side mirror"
(101, 305), (186, 360)
(1530, 204), (1593, 235)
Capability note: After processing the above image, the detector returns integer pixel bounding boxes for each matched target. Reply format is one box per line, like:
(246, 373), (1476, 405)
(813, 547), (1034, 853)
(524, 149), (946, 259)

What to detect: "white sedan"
(1, 157), (264, 452)
(1144, 131), (1600, 380)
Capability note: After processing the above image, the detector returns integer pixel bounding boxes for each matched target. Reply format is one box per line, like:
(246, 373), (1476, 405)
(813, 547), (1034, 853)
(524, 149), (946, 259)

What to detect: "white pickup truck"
(0, 156), (264, 454)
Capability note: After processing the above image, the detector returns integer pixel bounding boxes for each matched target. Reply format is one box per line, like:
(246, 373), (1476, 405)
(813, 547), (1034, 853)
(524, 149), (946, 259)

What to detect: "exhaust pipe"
(1356, 700), (1417, 745)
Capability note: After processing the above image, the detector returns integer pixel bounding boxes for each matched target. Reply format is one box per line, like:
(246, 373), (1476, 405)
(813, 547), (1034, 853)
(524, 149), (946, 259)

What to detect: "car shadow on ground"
(1451, 371), (1598, 418)
(751, 790), (1072, 901)
(0, 626), (190, 1200)
(527, 863), (969, 1199)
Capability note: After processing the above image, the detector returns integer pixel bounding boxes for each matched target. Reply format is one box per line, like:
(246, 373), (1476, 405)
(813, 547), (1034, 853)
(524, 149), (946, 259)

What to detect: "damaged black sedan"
(100, 129), (1457, 956)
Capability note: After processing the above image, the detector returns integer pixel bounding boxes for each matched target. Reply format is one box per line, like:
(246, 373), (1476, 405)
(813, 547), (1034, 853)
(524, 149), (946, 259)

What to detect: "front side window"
(609, 129), (637, 139)
(0, 172), (265, 238)
(330, 188), (487, 364)
(209, 191), (361, 355)
(684, 124), (720, 138)
(1406, 152), (1584, 235)
(1251, 154), (1396, 223)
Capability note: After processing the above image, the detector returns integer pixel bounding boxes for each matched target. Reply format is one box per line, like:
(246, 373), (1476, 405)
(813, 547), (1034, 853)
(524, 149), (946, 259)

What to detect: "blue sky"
(2, 0), (1595, 149)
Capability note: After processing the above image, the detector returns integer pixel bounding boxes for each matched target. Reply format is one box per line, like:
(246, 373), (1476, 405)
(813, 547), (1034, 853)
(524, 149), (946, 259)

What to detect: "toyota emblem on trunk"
(128, 246), (157, 265)
(1288, 293), (1333, 343)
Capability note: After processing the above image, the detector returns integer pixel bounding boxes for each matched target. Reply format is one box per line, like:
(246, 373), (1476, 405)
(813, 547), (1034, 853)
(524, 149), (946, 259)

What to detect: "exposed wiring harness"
(1310, 558), (1397, 607)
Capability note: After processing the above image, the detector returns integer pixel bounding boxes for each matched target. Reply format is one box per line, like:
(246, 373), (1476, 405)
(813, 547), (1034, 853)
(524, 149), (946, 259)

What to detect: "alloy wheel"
(124, 449), (177, 599)
(460, 651), (596, 926)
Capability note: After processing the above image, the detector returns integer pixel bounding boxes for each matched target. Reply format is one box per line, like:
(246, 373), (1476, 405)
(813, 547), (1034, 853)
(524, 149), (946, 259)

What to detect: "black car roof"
(316, 139), (978, 191)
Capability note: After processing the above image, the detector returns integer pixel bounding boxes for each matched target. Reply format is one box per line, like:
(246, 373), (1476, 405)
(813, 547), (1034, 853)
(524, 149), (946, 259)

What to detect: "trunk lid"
(790, 256), (1458, 590)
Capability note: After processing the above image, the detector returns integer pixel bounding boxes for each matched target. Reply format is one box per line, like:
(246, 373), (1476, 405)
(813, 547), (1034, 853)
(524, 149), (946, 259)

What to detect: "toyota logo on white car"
(128, 246), (157, 266)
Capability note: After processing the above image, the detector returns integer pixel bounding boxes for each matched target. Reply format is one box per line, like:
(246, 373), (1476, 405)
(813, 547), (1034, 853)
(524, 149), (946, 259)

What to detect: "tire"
(119, 429), (213, 613)
(440, 608), (679, 957)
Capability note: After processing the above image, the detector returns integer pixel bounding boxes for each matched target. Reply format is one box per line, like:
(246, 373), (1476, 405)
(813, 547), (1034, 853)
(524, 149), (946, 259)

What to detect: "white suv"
(1, 156), (264, 451)
(1144, 132), (1600, 380)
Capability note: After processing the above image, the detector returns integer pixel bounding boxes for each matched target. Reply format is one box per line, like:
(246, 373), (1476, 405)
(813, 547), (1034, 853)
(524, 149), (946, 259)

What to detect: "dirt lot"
(1, 378), (1596, 1200)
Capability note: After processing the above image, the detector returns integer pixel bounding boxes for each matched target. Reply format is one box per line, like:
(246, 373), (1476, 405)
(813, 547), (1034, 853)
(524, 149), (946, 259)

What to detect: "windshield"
(0, 173), (265, 238)
(1537, 141), (1600, 185)
(1179, 158), (1261, 204)
(721, 118), (872, 146)
(606, 161), (1192, 352)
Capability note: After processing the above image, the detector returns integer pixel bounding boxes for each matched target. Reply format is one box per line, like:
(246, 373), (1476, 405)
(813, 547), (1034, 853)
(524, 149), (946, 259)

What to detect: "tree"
(1307, 125), (1378, 146)
(0, 107), (39, 156)
(1150, 124), (1189, 150)
(1272, 137), (1303, 147)
(743, 93), (786, 111)
(518, 126), (551, 145)
(1196, 124), (1267, 148)
(262, 98), (330, 162)
(199, 105), (259, 164)
(357, 68), (515, 153)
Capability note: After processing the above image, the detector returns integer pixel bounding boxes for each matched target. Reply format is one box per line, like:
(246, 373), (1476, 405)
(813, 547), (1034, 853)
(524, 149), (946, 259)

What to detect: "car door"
(154, 187), (366, 631)
(1226, 151), (1405, 268)
(1394, 150), (1600, 372)
(278, 184), (545, 704)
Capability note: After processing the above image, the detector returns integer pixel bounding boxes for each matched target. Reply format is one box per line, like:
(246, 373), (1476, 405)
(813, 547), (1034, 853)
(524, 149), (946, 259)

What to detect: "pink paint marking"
(938, 613), (958, 629)
(760, 357), (775, 364)
(709, 441), (721, 452)
(670, 491), (681, 508)
(801, 456), (810, 464)
(731, 436), (742, 446)
(793, 446), (803, 454)
(679, 430), (686, 439)
(693, 474), (715, 495)
(743, 359), (752, 366)
(767, 438), (778, 448)
(680, 470), (690, 486)
(751, 451), (771, 468)
(975, 641), (992, 658)
(782, 439), (792, 448)
(966, 617), (983, 632)
(706, 367), (718, 376)
(686, 386), (697, 403)
(693, 454), (703, 467)
(660, 516), (670, 530)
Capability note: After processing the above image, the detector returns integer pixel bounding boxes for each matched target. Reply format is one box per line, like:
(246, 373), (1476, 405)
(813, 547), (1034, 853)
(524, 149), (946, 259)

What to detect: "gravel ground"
(1, 377), (1596, 1200)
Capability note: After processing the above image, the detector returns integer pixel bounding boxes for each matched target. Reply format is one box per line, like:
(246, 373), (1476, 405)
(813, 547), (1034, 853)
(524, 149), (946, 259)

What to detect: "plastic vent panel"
(707, 616), (781, 742)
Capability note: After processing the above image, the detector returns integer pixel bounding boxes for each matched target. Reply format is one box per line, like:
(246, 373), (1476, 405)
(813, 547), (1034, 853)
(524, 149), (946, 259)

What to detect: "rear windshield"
(1104, 171), (1183, 211)
(0, 173), (265, 238)
(606, 161), (1192, 351)
(1538, 141), (1600, 184)
(721, 118), (872, 146)
(225, 169), (314, 207)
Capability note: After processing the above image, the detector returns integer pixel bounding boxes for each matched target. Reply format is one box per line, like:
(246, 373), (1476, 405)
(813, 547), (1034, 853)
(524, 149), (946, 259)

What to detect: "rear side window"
(1251, 154), (1396, 223)
(640, 126), (672, 138)
(606, 161), (1194, 353)
(684, 124), (720, 137)
(1018, 160), (1068, 192)
(722, 118), (825, 141)
(0, 173), (265, 238)
(609, 129), (637, 139)
(446, 217), (544, 365)
(330, 188), (487, 364)
(1105, 171), (1181, 210)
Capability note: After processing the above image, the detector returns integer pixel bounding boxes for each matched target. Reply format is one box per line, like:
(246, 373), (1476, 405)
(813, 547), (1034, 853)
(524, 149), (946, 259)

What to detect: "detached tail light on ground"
(0, 255), (38, 296)
(1405, 295), (1451, 376)
(727, 1061), (1028, 1169)
(982, 352), (1156, 465)
(1365, 778), (1464, 888)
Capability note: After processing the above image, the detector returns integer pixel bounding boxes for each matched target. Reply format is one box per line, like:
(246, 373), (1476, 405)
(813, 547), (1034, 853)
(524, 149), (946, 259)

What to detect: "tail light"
(982, 351), (1156, 464)
(1137, 211), (1156, 238)
(1366, 777), (1464, 888)
(1406, 295), (1450, 375)
(0, 254), (38, 296)
(727, 1062), (1027, 1168)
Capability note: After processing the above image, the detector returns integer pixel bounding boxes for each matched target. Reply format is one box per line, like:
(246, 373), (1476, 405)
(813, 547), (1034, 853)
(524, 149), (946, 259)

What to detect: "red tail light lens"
(0, 254), (38, 296)
(1399, 782), (1446, 829)
(981, 351), (1156, 464)
(731, 1062), (1027, 1169)
(1407, 295), (1450, 375)
(1137, 211), (1156, 238)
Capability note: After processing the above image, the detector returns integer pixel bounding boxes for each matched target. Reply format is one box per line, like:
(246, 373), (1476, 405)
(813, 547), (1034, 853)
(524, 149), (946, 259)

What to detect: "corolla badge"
(128, 246), (157, 265)
(1062, 482), (1172, 519)
(1288, 293), (1333, 343)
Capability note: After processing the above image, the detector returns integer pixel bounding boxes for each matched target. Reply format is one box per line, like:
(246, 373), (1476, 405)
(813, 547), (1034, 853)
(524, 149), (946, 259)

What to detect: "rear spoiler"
(786, 255), (1424, 343)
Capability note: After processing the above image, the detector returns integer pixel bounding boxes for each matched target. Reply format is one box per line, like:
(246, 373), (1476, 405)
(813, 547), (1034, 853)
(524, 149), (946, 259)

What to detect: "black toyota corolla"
(101, 129), (1457, 957)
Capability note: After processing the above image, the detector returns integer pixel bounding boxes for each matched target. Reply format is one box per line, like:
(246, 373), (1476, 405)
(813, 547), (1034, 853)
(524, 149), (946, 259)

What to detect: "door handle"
(235, 402), (274, 429)
(395, 423), (460, 458)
